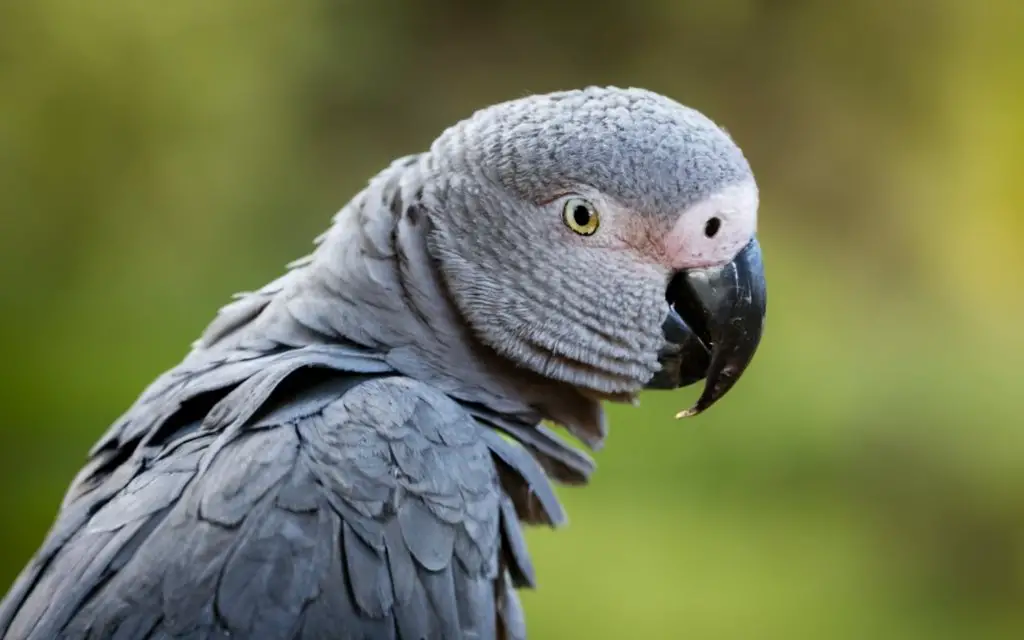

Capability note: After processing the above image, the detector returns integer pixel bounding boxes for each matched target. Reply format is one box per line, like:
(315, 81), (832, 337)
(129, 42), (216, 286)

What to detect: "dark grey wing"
(1, 372), (520, 640)
(0, 343), (393, 638)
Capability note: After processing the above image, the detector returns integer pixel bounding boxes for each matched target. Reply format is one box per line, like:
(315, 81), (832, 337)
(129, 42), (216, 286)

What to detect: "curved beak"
(645, 237), (767, 418)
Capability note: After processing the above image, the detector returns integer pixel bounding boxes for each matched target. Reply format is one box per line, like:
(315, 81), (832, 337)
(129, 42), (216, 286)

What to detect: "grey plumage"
(0, 86), (763, 639)
(1, 351), (543, 639)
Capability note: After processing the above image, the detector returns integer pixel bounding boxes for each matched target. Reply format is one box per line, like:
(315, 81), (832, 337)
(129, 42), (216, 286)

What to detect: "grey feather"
(399, 499), (456, 572)
(344, 521), (395, 618)
(479, 429), (565, 527)
(499, 496), (535, 589)
(496, 572), (527, 640)
(468, 409), (595, 486)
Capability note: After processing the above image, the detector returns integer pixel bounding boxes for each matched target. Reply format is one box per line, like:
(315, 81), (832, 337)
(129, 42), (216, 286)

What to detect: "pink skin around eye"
(662, 181), (759, 270)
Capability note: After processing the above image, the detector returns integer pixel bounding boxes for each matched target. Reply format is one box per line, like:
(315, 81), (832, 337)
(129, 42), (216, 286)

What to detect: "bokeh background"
(2, 1), (1023, 638)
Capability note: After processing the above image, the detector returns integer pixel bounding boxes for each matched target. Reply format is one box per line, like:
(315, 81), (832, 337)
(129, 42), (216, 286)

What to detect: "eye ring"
(562, 197), (600, 236)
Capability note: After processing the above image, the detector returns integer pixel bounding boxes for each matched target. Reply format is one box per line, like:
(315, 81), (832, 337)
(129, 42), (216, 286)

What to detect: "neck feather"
(196, 154), (611, 449)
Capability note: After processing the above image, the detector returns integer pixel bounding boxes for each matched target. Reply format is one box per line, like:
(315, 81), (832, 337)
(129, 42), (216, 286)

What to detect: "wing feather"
(2, 369), (528, 640)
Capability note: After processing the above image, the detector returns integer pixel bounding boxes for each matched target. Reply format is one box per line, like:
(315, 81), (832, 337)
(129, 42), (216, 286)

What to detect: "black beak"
(645, 237), (767, 418)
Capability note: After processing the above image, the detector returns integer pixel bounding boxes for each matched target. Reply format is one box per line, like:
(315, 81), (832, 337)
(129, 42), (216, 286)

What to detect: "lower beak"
(645, 237), (767, 417)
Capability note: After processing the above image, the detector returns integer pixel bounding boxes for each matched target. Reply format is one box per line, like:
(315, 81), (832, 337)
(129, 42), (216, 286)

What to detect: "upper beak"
(645, 237), (767, 418)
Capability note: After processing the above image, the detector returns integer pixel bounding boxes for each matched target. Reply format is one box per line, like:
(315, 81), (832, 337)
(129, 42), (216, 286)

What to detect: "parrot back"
(0, 341), (566, 639)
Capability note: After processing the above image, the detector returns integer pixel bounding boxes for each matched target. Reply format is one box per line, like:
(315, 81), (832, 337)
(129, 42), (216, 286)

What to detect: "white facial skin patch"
(662, 180), (759, 270)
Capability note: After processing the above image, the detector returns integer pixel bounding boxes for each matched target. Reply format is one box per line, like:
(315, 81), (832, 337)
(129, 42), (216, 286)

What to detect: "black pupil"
(704, 217), (721, 238)
(572, 205), (591, 227)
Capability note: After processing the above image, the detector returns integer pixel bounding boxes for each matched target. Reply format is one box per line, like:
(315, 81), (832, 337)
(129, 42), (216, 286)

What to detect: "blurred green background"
(2, 1), (1023, 638)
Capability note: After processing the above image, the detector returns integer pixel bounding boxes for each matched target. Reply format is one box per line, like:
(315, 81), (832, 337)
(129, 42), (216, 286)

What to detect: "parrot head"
(423, 86), (766, 417)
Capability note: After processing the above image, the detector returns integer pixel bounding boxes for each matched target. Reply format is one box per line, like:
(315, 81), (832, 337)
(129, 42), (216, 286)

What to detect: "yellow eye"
(562, 197), (600, 236)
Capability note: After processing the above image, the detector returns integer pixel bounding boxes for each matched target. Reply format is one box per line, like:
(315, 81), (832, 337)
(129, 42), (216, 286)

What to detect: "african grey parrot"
(0, 86), (766, 640)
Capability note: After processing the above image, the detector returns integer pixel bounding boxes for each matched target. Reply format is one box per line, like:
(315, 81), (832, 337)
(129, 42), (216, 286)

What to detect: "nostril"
(704, 217), (721, 238)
